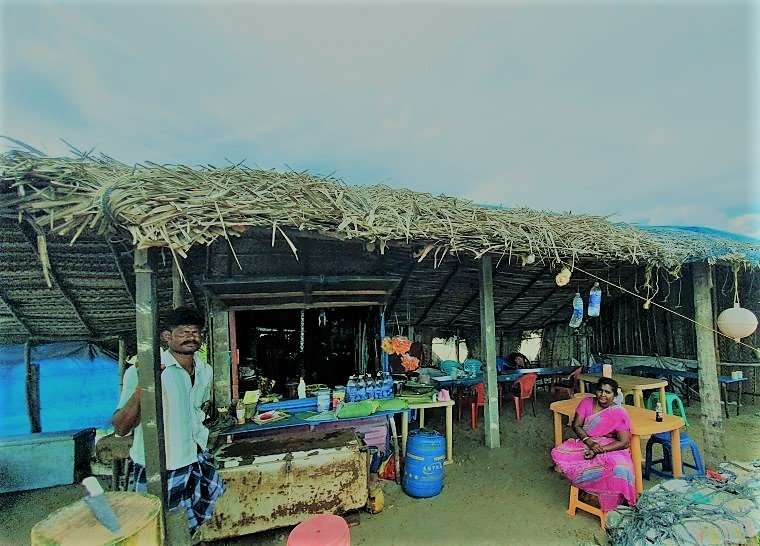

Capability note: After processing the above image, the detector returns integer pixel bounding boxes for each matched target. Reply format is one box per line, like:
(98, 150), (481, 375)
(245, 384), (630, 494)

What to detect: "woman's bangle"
(581, 436), (590, 443)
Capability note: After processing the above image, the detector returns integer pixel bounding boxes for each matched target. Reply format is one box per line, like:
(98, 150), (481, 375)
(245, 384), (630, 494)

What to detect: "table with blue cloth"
(626, 364), (747, 418)
(432, 366), (578, 390)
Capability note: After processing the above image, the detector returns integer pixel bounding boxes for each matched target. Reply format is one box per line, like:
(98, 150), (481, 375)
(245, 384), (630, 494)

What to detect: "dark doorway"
(235, 307), (381, 396)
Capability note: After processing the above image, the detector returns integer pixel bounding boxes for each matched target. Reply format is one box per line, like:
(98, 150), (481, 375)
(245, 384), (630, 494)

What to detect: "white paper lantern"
(717, 303), (758, 342)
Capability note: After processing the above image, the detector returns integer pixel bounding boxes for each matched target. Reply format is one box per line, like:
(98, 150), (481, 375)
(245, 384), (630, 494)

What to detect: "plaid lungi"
(130, 450), (225, 534)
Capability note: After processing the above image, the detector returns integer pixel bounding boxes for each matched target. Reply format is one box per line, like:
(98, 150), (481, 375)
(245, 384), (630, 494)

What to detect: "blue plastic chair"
(644, 432), (705, 479)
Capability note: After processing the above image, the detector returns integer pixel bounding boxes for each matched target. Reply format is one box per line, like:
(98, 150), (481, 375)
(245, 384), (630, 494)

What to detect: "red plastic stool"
(287, 514), (351, 546)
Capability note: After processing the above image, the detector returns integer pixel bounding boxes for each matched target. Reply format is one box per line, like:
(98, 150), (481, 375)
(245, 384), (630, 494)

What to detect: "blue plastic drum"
(403, 429), (445, 498)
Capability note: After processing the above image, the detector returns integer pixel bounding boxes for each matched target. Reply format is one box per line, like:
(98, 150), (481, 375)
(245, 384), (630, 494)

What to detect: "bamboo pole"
(171, 258), (184, 309)
(134, 249), (188, 544)
(210, 300), (232, 407)
(479, 256), (500, 449)
(118, 337), (126, 390)
(692, 262), (726, 468)
(24, 340), (41, 433)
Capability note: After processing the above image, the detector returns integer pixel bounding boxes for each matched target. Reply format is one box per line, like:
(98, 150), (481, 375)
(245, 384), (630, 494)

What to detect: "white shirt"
(116, 349), (213, 471)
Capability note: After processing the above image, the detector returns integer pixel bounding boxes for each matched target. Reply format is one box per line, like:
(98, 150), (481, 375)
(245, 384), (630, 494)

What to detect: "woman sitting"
(551, 377), (637, 512)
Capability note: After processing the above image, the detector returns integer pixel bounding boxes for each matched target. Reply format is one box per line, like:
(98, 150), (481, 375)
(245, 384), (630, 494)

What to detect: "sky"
(2, 1), (758, 237)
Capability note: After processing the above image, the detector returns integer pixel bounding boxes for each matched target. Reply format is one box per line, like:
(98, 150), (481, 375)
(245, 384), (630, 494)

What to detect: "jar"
(316, 388), (331, 412)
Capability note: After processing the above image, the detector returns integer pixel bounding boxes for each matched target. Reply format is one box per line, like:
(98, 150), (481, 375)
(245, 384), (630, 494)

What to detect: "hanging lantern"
(555, 267), (572, 287)
(717, 303), (758, 342)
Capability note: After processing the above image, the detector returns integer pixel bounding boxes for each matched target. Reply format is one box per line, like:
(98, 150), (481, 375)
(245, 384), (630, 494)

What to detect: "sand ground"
(2, 392), (758, 546)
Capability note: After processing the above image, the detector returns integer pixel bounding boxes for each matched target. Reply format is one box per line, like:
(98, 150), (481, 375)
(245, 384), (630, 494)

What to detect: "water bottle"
(356, 375), (366, 401)
(365, 375), (375, 400)
(569, 292), (584, 328)
(346, 375), (357, 402)
(588, 282), (602, 317)
(376, 371), (387, 399)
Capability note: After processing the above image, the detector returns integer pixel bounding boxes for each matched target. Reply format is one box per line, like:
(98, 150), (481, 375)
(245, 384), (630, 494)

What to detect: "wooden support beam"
(134, 249), (175, 541)
(503, 285), (560, 331)
(0, 287), (32, 335)
(19, 220), (94, 336)
(118, 337), (127, 390)
(415, 263), (461, 325)
(172, 258), (184, 309)
(210, 300), (232, 407)
(495, 265), (550, 320)
(108, 241), (135, 305)
(24, 340), (41, 433)
(692, 262), (726, 467)
(385, 261), (417, 315)
(479, 256), (500, 449)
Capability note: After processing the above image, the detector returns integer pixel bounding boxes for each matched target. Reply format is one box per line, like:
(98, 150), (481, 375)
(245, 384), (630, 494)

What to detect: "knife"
(82, 477), (122, 534)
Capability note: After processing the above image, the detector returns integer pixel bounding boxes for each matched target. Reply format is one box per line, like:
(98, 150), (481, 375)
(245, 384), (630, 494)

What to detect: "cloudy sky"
(2, 1), (758, 237)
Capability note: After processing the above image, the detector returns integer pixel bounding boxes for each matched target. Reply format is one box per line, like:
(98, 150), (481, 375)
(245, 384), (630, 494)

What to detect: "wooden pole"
(118, 337), (127, 390)
(479, 255), (500, 449)
(692, 262), (726, 468)
(135, 249), (188, 544)
(210, 300), (232, 407)
(24, 340), (41, 433)
(171, 258), (184, 309)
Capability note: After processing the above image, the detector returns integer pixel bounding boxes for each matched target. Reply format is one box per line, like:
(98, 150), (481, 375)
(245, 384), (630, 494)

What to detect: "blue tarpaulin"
(0, 342), (119, 437)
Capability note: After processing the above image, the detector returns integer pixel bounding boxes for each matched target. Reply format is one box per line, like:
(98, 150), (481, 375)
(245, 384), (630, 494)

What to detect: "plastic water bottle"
(376, 371), (387, 399)
(365, 375), (375, 400)
(346, 375), (357, 402)
(355, 375), (367, 401)
(588, 282), (602, 317)
(569, 292), (584, 328)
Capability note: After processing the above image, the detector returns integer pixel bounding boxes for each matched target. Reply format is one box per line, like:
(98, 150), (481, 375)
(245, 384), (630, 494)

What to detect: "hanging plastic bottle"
(569, 292), (584, 328)
(588, 282), (602, 317)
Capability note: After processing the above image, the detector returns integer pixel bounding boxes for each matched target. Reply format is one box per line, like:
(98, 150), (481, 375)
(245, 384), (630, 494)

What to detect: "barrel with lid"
(31, 492), (161, 546)
(402, 429), (445, 498)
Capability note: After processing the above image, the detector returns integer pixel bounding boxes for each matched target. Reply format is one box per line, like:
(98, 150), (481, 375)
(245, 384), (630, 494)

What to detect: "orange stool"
(566, 485), (606, 529)
(287, 514), (351, 546)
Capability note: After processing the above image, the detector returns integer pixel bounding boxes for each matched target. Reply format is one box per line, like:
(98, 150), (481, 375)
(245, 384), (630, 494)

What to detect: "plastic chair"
(507, 373), (538, 421)
(567, 485), (606, 529)
(644, 432), (705, 480)
(646, 392), (689, 427)
(458, 383), (486, 430)
(551, 367), (583, 401)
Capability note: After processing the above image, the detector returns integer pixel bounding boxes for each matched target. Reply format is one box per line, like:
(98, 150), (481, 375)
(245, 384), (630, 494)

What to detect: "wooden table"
(550, 395), (684, 493)
(401, 399), (455, 464)
(579, 373), (668, 408)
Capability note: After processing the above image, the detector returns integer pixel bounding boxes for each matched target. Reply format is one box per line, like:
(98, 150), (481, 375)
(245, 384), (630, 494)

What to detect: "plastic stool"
(287, 514), (351, 546)
(646, 392), (689, 426)
(566, 485), (606, 529)
(644, 432), (705, 480)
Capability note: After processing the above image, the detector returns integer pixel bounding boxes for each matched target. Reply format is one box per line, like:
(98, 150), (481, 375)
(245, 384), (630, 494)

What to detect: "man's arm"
(112, 388), (141, 436)
(112, 366), (140, 436)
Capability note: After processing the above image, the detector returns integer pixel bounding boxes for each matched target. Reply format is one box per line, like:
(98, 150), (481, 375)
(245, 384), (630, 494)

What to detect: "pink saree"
(551, 397), (637, 512)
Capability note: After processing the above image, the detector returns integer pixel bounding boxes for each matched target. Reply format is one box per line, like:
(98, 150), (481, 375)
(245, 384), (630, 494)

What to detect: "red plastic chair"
(507, 373), (538, 421)
(458, 383), (486, 430)
(550, 367), (583, 401)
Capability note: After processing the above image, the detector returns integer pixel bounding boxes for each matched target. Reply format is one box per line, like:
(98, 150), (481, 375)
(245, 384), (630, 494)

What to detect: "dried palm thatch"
(1, 150), (758, 271)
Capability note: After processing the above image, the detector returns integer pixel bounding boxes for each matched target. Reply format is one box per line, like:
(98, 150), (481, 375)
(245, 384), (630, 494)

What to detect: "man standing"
(112, 307), (224, 535)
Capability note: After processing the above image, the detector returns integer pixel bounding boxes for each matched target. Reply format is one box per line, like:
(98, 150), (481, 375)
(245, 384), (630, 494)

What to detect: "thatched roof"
(1, 150), (758, 345)
(3, 151), (757, 271)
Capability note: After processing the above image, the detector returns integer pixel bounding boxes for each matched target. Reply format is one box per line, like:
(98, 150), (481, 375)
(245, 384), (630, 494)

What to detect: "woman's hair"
(595, 376), (619, 393)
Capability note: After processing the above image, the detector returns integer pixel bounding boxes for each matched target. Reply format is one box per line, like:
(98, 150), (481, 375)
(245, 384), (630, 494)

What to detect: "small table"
(579, 373), (668, 408)
(400, 399), (455, 464)
(550, 395), (685, 493)
(626, 365), (748, 418)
